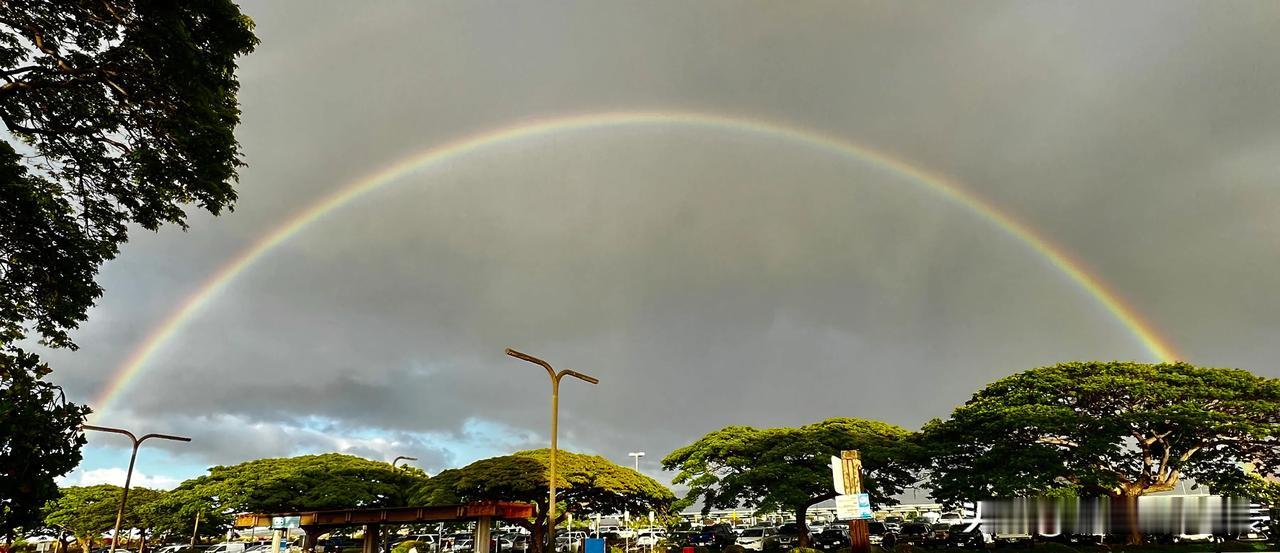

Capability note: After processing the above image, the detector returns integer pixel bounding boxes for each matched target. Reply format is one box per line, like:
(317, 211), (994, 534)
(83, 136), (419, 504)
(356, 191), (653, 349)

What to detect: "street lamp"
(392, 456), (418, 470)
(506, 348), (598, 553)
(81, 425), (191, 553)
(627, 452), (644, 472)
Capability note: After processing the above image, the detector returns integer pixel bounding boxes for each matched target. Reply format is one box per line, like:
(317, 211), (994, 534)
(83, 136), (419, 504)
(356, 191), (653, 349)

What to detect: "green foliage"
(414, 449), (674, 553)
(662, 418), (916, 520)
(0, 0), (256, 535)
(43, 485), (164, 550)
(722, 545), (746, 553)
(919, 362), (1280, 503)
(158, 453), (428, 525)
(0, 350), (88, 536)
(0, 0), (258, 349)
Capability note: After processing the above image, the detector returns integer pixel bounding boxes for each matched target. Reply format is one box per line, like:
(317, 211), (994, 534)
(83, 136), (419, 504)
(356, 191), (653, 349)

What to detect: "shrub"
(723, 546), (747, 553)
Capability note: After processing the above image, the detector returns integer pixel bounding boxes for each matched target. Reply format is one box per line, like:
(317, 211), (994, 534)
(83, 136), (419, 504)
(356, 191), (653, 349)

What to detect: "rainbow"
(89, 110), (1181, 418)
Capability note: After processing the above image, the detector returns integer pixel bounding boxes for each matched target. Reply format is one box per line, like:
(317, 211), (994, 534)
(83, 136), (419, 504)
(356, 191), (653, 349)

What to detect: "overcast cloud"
(42, 1), (1280, 485)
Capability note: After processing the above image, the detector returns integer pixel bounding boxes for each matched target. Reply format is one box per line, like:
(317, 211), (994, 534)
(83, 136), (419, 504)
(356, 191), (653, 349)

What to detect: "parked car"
(766, 524), (807, 551)
(866, 522), (888, 546)
(944, 524), (986, 549)
(811, 528), (849, 551)
(929, 523), (952, 545)
(735, 527), (772, 551)
(689, 525), (736, 548)
(664, 531), (697, 548)
(635, 530), (666, 548)
(897, 523), (932, 546)
(207, 543), (247, 553)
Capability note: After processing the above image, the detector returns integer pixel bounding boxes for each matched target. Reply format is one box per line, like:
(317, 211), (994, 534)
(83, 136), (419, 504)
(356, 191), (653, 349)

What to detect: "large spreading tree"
(0, 0), (259, 535)
(414, 449), (675, 553)
(43, 485), (164, 552)
(0, 0), (258, 537)
(662, 418), (916, 547)
(154, 453), (429, 535)
(919, 361), (1280, 541)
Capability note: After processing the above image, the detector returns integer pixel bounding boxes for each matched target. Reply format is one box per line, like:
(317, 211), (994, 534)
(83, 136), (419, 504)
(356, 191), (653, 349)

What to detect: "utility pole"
(843, 451), (870, 553)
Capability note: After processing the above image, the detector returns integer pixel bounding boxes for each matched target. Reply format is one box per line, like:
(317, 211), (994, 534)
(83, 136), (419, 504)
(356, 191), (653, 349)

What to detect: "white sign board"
(271, 516), (301, 529)
(835, 494), (873, 520)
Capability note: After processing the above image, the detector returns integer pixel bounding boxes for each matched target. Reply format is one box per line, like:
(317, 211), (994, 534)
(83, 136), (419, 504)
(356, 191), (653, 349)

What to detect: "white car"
(207, 544), (247, 553)
(635, 531), (665, 548)
(735, 528), (771, 551)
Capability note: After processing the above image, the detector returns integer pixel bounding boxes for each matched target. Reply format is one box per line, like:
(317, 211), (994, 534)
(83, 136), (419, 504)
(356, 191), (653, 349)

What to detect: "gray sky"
(46, 1), (1280, 489)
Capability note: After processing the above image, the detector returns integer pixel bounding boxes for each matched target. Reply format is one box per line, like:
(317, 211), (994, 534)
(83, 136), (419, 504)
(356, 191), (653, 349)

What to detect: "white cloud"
(77, 468), (182, 490)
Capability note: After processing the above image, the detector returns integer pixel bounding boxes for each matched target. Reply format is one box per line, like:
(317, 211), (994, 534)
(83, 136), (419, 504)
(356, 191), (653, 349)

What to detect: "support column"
(302, 528), (321, 553)
(473, 518), (491, 553)
(271, 530), (283, 553)
(363, 525), (381, 553)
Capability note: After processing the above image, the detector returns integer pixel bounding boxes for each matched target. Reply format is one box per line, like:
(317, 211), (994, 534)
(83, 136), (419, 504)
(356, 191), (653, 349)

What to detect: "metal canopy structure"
(233, 502), (535, 553)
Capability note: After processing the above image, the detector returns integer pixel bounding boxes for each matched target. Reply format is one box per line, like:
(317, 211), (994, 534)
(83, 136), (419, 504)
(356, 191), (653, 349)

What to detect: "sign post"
(832, 451), (871, 553)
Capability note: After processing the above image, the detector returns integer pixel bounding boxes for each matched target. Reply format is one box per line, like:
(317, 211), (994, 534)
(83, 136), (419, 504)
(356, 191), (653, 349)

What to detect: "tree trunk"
(1110, 493), (1142, 545)
(795, 504), (810, 549)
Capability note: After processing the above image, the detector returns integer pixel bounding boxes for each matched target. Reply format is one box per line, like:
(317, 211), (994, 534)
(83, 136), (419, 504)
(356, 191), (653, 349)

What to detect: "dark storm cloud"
(47, 0), (1280, 481)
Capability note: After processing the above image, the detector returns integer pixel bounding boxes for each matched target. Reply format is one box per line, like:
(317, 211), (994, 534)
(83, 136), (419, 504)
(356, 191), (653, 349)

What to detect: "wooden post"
(844, 451), (871, 553)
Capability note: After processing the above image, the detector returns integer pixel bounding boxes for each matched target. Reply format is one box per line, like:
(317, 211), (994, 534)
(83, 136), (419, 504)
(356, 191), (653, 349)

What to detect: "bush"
(723, 546), (747, 553)
(391, 541), (426, 553)
(788, 548), (822, 553)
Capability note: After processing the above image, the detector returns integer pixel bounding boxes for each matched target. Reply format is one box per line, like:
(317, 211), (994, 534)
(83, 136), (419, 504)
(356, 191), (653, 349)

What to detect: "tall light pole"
(627, 452), (644, 473)
(392, 456), (418, 470)
(506, 348), (598, 553)
(82, 425), (191, 553)
(627, 452), (644, 549)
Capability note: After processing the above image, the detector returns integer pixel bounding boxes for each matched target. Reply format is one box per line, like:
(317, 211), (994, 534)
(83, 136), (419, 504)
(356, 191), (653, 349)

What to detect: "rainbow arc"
(90, 110), (1181, 419)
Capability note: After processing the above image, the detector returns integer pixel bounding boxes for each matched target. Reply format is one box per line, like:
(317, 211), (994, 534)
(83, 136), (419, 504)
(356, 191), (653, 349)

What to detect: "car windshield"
(741, 529), (764, 537)
(903, 524), (929, 534)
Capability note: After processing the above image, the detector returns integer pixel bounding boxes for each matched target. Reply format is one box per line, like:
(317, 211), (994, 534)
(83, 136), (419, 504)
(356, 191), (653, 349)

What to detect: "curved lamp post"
(505, 348), (598, 553)
(81, 425), (191, 553)
(391, 456), (418, 470)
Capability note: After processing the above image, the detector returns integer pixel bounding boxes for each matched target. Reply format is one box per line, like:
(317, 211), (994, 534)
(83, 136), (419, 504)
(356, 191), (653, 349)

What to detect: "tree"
(0, 350), (89, 539)
(662, 418), (916, 548)
(155, 454), (429, 535)
(0, 0), (259, 349)
(918, 361), (1280, 542)
(414, 449), (675, 553)
(43, 485), (163, 552)
(0, 0), (257, 533)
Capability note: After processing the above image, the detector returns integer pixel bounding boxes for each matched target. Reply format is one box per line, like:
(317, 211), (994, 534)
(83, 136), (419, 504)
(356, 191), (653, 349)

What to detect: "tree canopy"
(43, 485), (163, 551)
(919, 361), (1280, 503)
(662, 418), (916, 546)
(415, 449), (674, 553)
(0, 0), (257, 534)
(0, 0), (258, 349)
(0, 350), (89, 538)
(159, 453), (429, 523)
